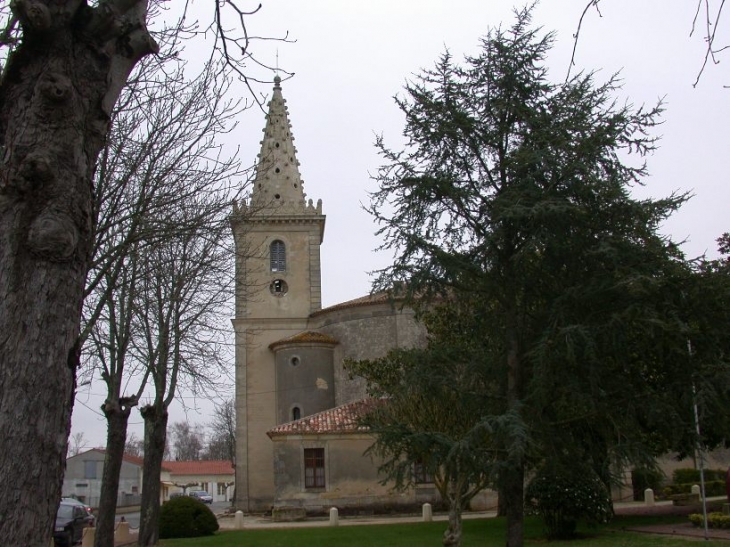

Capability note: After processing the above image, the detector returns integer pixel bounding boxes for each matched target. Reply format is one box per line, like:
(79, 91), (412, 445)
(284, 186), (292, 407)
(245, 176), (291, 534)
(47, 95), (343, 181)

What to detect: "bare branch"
(691, 0), (728, 87)
(567, 0), (602, 82)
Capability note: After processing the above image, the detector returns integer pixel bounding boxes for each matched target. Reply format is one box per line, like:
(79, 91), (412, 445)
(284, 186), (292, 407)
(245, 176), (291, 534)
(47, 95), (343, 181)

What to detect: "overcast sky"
(71, 1), (728, 450)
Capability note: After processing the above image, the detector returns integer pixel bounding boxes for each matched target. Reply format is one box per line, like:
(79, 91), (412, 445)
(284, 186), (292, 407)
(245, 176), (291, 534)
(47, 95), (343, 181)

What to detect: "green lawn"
(159, 515), (730, 547)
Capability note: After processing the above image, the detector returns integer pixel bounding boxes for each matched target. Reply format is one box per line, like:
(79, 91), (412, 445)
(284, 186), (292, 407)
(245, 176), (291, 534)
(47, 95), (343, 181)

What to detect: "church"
(230, 76), (462, 513)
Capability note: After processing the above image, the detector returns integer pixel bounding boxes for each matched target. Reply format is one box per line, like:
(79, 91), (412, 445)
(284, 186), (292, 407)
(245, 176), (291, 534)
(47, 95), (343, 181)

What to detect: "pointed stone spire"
(249, 76), (321, 216)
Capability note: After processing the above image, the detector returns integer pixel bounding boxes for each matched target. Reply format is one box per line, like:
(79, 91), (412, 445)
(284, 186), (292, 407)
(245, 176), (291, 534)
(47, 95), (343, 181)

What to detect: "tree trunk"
(0, 3), (154, 545)
(95, 403), (133, 547)
(497, 483), (507, 517)
(138, 403), (169, 546)
(442, 489), (464, 547)
(504, 311), (524, 547)
(503, 462), (525, 547)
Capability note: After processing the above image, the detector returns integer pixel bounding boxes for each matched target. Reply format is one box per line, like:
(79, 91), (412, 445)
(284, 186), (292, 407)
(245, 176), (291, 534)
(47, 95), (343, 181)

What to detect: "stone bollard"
(644, 488), (655, 507)
(115, 520), (132, 543)
(234, 510), (245, 529)
(422, 502), (433, 522)
(691, 484), (701, 497)
(329, 506), (339, 527)
(81, 526), (95, 547)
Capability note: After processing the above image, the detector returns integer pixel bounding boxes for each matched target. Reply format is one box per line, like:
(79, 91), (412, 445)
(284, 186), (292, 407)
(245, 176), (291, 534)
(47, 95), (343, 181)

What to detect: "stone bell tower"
(230, 76), (326, 511)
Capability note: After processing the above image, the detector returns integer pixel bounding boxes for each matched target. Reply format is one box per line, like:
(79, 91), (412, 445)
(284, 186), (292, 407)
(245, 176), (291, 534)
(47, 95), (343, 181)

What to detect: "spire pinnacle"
(249, 79), (320, 216)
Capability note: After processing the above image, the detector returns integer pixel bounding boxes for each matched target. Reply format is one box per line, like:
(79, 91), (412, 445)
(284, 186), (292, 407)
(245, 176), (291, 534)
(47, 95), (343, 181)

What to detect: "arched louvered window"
(292, 406), (301, 421)
(270, 240), (286, 272)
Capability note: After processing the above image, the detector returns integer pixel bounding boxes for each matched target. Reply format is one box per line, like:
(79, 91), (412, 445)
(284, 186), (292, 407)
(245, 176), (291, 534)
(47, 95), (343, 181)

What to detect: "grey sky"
(71, 1), (728, 449)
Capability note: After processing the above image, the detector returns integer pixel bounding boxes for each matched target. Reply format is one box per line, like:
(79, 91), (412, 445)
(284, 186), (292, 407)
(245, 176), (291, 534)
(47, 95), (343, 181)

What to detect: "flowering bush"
(525, 466), (612, 539)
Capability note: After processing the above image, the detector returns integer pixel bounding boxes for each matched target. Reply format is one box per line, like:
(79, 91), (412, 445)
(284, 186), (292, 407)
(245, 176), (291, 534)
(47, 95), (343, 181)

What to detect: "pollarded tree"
(82, 47), (246, 547)
(368, 6), (689, 546)
(133, 189), (236, 545)
(0, 5), (156, 544)
(0, 2), (273, 544)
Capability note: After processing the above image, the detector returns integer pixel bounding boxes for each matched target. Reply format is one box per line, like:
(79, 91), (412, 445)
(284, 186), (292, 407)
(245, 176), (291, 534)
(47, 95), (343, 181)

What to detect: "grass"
(158, 514), (730, 546)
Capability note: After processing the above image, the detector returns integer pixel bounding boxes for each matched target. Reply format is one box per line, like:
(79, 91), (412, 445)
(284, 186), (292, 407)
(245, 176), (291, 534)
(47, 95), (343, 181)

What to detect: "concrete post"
(422, 503), (433, 522)
(81, 526), (95, 547)
(329, 507), (339, 526)
(692, 484), (701, 496)
(644, 488), (655, 506)
(234, 510), (245, 529)
(115, 520), (131, 543)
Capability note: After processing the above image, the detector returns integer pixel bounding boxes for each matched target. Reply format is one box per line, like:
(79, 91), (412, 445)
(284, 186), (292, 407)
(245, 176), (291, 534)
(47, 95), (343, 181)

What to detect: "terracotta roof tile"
(267, 398), (382, 438)
(163, 460), (235, 476)
(310, 291), (404, 317)
(269, 330), (338, 350)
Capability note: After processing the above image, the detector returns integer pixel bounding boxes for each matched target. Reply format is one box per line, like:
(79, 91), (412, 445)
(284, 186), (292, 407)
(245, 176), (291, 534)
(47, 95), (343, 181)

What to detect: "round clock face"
(270, 278), (288, 296)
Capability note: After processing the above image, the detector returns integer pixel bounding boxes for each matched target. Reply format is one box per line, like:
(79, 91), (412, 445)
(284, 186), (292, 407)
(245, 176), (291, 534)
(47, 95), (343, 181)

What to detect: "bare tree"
(0, 2), (277, 543)
(204, 399), (236, 462)
(68, 433), (88, 457)
(125, 433), (144, 458)
(0, 4), (155, 543)
(169, 421), (206, 461)
(84, 48), (247, 547)
(133, 182), (238, 546)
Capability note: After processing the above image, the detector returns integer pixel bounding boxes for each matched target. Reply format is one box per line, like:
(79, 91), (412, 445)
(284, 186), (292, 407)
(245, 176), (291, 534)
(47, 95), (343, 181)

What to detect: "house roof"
(70, 448), (171, 471)
(163, 460), (234, 476)
(267, 398), (382, 438)
(269, 330), (338, 350)
(70, 449), (234, 476)
(310, 290), (403, 317)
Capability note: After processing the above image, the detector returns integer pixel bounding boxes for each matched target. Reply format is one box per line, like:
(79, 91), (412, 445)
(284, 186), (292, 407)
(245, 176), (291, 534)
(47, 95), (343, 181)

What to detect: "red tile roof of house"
(267, 398), (382, 438)
(163, 460), (234, 476)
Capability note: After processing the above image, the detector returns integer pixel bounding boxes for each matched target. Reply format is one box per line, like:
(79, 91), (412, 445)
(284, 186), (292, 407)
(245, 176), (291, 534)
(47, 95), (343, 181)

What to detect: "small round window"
(290, 356), (300, 367)
(270, 279), (288, 295)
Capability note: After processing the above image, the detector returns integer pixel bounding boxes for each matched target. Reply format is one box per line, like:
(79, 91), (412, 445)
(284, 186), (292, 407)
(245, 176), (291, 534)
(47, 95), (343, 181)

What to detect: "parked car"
(54, 501), (91, 547)
(61, 497), (95, 525)
(189, 490), (213, 504)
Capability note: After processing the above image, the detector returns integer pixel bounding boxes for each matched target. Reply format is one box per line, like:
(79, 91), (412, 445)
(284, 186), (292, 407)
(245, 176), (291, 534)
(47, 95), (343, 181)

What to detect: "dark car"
(61, 497), (95, 525)
(53, 501), (90, 547)
(189, 490), (213, 504)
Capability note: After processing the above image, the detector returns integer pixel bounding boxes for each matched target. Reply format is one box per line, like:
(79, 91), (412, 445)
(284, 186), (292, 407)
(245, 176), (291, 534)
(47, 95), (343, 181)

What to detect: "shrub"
(525, 465), (612, 540)
(674, 468), (701, 484)
(689, 512), (730, 529)
(159, 495), (219, 539)
(673, 468), (726, 484)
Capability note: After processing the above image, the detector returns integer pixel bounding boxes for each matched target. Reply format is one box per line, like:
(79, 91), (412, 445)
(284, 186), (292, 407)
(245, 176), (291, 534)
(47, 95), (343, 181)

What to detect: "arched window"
(270, 240), (286, 272)
(292, 406), (301, 421)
